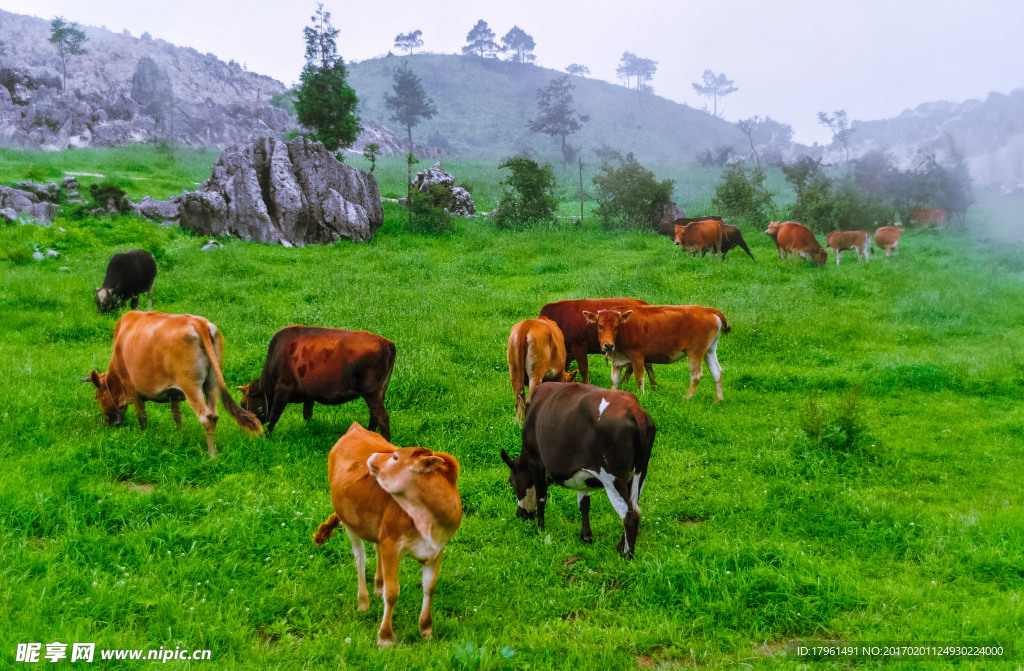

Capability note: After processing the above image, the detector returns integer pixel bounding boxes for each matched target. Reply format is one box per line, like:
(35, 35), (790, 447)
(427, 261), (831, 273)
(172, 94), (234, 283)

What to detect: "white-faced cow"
(507, 317), (577, 421)
(95, 249), (157, 313)
(583, 305), (729, 400)
(87, 311), (262, 458)
(501, 382), (655, 559)
(314, 423), (462, 646)
(826, 230), (870, 265)
(874, 226), (903, 258)
(237, 326), (395, 439)
(538, 298), (656, 386)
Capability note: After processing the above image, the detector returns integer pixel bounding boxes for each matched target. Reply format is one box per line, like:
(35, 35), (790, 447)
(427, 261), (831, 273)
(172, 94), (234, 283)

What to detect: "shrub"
(493, 156), (558, 229)
(695, 145), (733, 167)
(711, 164), (774, 223)
(408, 183), (452, 234)
(88, 182), (133, 215)
(798, 390), (867, 453)
(593, 153), (674, 231)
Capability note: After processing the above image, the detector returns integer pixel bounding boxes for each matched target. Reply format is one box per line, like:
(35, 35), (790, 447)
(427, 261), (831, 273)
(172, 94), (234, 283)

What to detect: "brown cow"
(87, 311), (262, 458)
(539, 298), (656, 385)
(766, 221), (828, 266)
(583, 305), (729, 400)
(874, 226), (903, 258)
(826, 230), (870, 265)
(909, 207), (946, 229)
(237, 326), (395, 439)
(313, 423), (462, 646)
(721, 224), (756, 261)
(507, 317), (577, 421)
(673, 218), (723, 255)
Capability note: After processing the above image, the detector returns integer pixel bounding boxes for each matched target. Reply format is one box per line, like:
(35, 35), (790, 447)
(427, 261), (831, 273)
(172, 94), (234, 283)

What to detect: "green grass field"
(1, 148), (1023, 669)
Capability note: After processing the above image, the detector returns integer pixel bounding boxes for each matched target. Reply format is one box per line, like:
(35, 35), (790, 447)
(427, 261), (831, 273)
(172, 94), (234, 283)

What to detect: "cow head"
(765, 221), (781, 237)
(583, 309), (632, 354)
(87, 370), (127, 425)
(500, 448), (537, 520)
(673, 224), (685, 245)
(812, 248), (828, 267)
(94, 287), (121, 314)
(236, 379), (269, 423)
(368, 447), (445, 495)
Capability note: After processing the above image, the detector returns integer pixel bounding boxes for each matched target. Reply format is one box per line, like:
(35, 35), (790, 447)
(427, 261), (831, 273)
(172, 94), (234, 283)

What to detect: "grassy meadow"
(1, 147), (1023, 669)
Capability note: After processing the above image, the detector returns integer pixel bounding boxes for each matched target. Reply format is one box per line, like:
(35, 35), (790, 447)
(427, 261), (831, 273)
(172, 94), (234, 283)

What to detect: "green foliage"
(711, 164), (774, 222)
(394, 29), (423, 55)
(87, 182), (133, 214)
(500, 26), (536, 64)
(528, 75), (589, 168)
(362, 143), (381, 173)
(268, 90), (297, 115)
(407, 184), (452, 234)
(294, 4), (360, 152)
(593, 153), (674, 230)
(461, 19), (498, 58)
(798, 390), (868, 453)
(48, 15), (88, 91)
(493, 157), (558, 229)
(695, 145), (733, 168)
(385, 63), (437, 149)
(692, 70), (736, 117)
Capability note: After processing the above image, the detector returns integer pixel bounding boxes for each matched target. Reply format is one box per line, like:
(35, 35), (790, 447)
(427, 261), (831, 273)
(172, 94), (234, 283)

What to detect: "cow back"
(614, 305), (727, 362)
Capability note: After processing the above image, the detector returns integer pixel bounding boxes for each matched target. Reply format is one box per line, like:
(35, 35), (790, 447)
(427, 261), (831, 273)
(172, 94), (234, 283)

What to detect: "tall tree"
(565, 63), (590, 78)
(616, 52), (638, 89)
(736, 116), (761, 170)
(461, 20), (498, 58)
(817, 109), (851, 165)
(385, 63), (437, 151)
(501, 26), (536, 64)
(528, 74), (590, 168)
(394, 30), (423, 55)
(295, 3), (360, 152)
(49, 16), (88, 92)
(692, 70), (737, 117)
(615, 52), (656, 98)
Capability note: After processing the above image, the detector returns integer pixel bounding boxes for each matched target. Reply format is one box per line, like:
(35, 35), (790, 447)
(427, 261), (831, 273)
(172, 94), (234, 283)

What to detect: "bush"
(493, 157), (558, 229)
(711, 164), (774, 222)
(695, 145), (733, 168)
(88, 182), (134, 215)
(799, 390), (867, 453)
(593, 153), (674, 231)
(408, 183), (452, 234)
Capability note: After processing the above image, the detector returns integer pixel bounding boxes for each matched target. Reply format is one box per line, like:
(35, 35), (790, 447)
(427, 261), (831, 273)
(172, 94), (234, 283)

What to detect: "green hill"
(348, 54), (748, 163)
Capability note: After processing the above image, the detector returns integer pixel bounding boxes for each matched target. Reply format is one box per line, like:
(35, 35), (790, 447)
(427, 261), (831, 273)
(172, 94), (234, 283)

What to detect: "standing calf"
(314, 424), (462, 646)
(873, 226), (903, 258)
(95, 249), (157, 313)
(507, 317), (577, 421)
(826, 230), (870, 265)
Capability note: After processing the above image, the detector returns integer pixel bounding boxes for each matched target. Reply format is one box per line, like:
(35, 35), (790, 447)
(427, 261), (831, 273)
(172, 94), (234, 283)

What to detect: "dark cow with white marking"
(95, 249), (157, 313)
(501, 382), (656, 559)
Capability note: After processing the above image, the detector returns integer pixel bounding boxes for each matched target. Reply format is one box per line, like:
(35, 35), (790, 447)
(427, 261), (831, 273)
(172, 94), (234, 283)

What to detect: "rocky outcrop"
(656, 201), (686, 236)
(412, 162), (476, 216)
(347, 121), (452, 159)
(178, 136), (383, 245)
(0, 185), (57, 224)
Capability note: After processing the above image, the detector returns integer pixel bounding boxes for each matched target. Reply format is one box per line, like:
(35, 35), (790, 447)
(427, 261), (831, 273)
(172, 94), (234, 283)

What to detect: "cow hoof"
(421, 628), (433, 639)
(580, 533), (593, 544)
(377, 636), (395, 647)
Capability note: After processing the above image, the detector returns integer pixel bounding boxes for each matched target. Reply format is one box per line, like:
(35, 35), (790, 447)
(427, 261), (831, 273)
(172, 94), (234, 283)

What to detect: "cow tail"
(739, 238), (756, 262)
(196, 322), (264, 436)
(313, 513), (341, 546)
(711, 309), (731, 334)
(382, 339), (397, 395)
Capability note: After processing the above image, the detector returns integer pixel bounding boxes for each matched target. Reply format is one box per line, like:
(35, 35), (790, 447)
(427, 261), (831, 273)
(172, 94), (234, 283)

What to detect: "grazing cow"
(766, 221), (828, 266)
(721, 224), (756, 261)
(95, 249), (157, 313)
(501, 382), (655, 559)
(873, 226), (903, 258)
(314, 423), (462, 646)
(539, 298), (656, 386)
(909, 207), (947, 229)
(237, 326), (395, 439)
(826, 230), (870, 265)
(673, 218), (723, 255)
(507, 317), (577, 421)
(87, 311), (262, 458)
(583, 305), (729, 399)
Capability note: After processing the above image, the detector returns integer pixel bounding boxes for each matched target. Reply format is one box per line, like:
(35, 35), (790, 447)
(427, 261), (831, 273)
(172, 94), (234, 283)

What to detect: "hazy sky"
(3, 0), (1020, 144)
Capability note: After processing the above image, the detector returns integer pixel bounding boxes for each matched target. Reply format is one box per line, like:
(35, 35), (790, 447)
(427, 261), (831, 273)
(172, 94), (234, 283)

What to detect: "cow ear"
(564, 370), (579, 382)
(89, 370), (101, 388)
(619, 310), (633, 323)
(500, 448), (515, 469)
(582, 311), (598, 324)
(414, 456), (445, 474)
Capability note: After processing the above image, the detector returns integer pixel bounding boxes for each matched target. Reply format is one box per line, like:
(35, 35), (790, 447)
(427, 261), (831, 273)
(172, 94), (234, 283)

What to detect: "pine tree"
(528, 75), (590, 168)
(385, 63), (438, 151)
(49, 16), (88, 92)
(461, 20), (498, 58)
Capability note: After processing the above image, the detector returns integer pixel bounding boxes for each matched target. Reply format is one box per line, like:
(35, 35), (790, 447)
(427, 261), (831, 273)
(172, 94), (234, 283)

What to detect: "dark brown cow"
(766, 221), (828, 266)
(909, 207), (947, 229)
(314, 423), (462, 646)
(673, 218), (723, 255)
(721, 225), (756, 261)
(584, 305), (729, 400)
(826, 230), (870, 265)
(538, 298), (656, 385)
(238, 326), (395, 439)
(873, 226), (903, 258)
(95, 249), (157, 313)
(507, 317), (577, 421)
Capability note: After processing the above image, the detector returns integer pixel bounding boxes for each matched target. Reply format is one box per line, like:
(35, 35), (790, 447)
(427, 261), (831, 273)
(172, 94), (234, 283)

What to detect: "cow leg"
(645, 363), (658, 387)
(600, 475), (641, 559)
(684, 352), (704, 399)
(130, 295), (139, 309)
(145, 281), (154, 310)
(377, 541), (402, 646)
(183, 388), (218, 459)
(302, 400), (314, 421)
(344, 526), (370, 611)
(133, 397), (147, 430)
(570, 345), (589, 384)
(170, 399), (182, 428)
(610, 363), (625, 390)
(630, 354), (647, 393)
(365, 394), (391, 442)
(704, 338), (724, 402)
(418, 552), (443, 639)
(835, 249), (841, 266)
(578, 492), (593, 543)
(373, 546), (384, 597)
(534, 478), (549, 531)
(265, 394), (290, 438)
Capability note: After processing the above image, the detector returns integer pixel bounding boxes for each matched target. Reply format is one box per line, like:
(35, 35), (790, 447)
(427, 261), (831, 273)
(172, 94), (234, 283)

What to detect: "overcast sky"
(2, 0), (1019, 145)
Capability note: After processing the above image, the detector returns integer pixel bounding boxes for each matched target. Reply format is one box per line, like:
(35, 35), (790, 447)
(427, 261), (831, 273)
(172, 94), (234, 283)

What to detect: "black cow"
(237, 326), (395, 439)
(500, 382), (656, 558)
(95, 249), (157, 313)
(721, 225), (755, 261)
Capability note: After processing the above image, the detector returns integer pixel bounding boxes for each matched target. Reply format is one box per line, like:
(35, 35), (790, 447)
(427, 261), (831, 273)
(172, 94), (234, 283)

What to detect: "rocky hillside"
(0, 9), (291, 149)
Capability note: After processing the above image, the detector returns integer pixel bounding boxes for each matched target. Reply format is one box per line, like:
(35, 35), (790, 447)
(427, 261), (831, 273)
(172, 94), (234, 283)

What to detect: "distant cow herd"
(84, 214), (911, 643)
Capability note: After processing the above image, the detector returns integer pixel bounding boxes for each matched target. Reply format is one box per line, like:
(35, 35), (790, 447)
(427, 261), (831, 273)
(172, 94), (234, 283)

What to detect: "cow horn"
(500, 449), (515, 468)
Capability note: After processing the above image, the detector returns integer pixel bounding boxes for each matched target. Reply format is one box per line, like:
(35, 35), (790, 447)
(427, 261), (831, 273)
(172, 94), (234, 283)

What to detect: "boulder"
(0, 185), (55, 225)
(134, 196), (180, 223)
(178, 136), (383, 245)
(412, 162), (476, 216)
(656, 200), (687, 236)
(16, 181), (60, 203)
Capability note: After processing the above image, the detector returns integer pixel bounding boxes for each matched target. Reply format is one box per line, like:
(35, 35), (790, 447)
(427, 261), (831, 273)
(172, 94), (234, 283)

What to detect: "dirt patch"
(563, 554), (581, 566)
(119, 481), (155, 494)
(637, 655), (657, 669)
(753, 638), (793, 657)
(27, 536), (47, 549)
(677, 515), (705, 528)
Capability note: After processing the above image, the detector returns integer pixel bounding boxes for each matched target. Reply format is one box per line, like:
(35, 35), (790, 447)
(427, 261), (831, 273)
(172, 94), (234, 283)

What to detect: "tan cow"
(87, 311), (262, 458)
(766, 221), (828, 266)
(874, 226), (903, 258)
(673, 218), (723, 255)
(507, 317), (577, 421)
(314, 423), (462, 646)
(583, 305), (729, 400)
(826, 230), (870, 265)
(909, 207), (946, 228)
